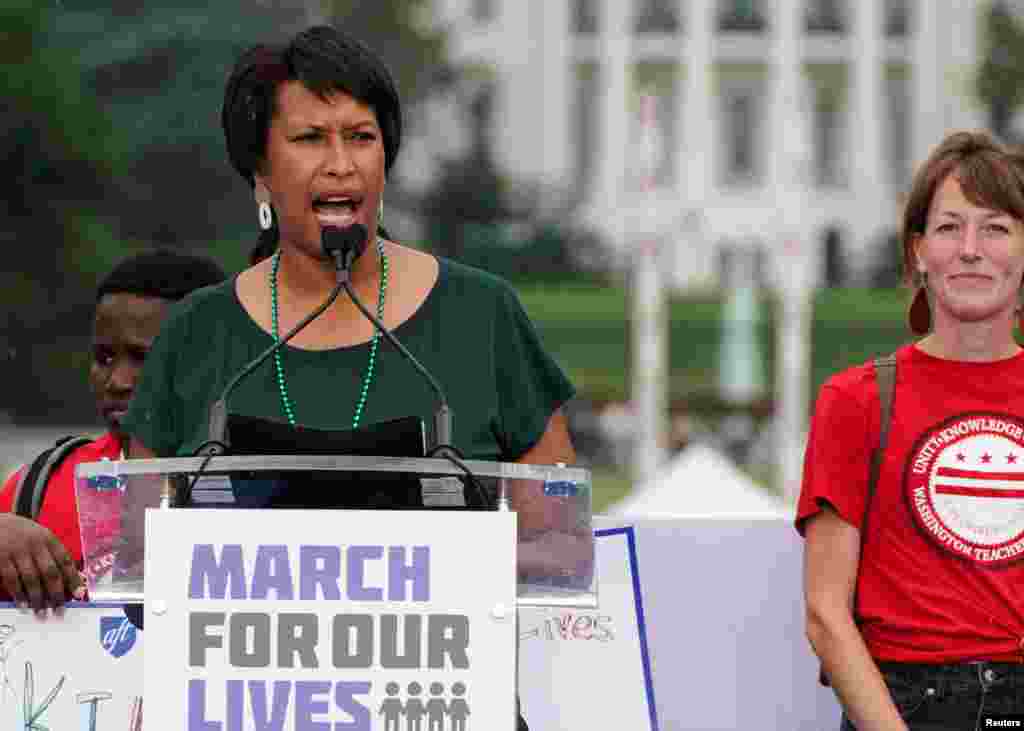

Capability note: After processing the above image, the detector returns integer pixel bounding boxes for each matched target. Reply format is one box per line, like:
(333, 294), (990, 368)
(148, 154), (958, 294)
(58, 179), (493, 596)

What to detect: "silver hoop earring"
(258, 201), (273, 231)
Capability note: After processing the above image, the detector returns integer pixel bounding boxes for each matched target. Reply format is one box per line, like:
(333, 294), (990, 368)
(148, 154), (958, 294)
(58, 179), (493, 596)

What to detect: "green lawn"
(516, 283), (917, 406)
(589, 467), (634, 515)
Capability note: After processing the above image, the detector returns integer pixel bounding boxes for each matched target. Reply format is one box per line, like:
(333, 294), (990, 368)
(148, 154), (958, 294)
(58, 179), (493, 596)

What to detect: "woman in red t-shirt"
(800, 131), (1024, 730)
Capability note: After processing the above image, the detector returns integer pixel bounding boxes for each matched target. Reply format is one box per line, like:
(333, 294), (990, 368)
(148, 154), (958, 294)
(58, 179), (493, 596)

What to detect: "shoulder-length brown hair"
(902, 131), (1024, 334)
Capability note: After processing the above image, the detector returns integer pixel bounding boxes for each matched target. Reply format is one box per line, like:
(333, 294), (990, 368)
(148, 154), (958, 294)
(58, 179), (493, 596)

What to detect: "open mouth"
(313, 195), (361, 227)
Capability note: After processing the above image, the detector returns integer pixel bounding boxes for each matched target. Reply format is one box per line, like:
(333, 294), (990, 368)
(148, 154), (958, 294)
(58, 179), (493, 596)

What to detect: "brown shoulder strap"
(820, 353), (897, 687)
(865, 353), (897, 516)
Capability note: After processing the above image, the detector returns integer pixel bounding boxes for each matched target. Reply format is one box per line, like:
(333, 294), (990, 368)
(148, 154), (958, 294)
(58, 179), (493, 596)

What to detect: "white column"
(678, 0), (715, 201)
(493, 0), (538, 182)
(912, 0), (942, 168)
(496, 1), (572, 188)
(769, 0), (815, 505)
(947, 1), (985, 132)
(593, 0), (632, 207)
(851, 0), (887, 276)
(537, 0), (573, 190)
(768, 0), (809, 192)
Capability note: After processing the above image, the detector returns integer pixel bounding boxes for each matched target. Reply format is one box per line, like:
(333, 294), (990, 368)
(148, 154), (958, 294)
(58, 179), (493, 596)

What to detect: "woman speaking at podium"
(121, 25), (577, 730)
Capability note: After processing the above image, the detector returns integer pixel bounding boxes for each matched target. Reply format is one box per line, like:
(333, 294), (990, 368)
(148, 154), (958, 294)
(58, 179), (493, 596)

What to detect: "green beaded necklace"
(269, 239), (388, 429)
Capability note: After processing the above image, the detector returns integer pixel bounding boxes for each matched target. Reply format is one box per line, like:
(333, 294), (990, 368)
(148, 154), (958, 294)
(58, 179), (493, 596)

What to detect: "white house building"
(418, 0), (989, 289)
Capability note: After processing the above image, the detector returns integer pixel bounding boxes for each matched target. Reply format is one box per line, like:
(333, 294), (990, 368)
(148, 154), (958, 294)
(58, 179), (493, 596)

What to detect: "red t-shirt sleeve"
(0, 467), (23, 513)
(796, 376), (876, 535)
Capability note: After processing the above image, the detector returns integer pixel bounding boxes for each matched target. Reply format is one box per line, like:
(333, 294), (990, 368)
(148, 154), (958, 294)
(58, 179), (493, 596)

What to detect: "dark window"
(725, 91), (758, 180)
(885, 0), (910, 37)
(574, 63), (600, 197)
(573, 0), (599, 34)
(718, 0), (766, 32)
(471, 0), (496, 24)
(805, 0), (846, 34)
(885, 70), (911, 187)
(813, 92), (843, 186)
(635, 0), (681, 33)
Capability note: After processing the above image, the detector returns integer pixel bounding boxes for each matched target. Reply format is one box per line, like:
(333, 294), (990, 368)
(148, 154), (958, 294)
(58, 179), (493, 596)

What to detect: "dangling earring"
(255, 181), (273, 231)
(378, 198), (384, 227)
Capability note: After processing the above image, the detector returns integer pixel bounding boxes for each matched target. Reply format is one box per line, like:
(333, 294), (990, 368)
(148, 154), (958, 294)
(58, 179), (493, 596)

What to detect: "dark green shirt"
(123, 257), (575, 462)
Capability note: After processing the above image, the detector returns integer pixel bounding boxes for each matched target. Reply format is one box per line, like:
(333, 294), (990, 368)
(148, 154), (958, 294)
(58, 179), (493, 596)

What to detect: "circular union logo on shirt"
(906, 413), (1024, 566)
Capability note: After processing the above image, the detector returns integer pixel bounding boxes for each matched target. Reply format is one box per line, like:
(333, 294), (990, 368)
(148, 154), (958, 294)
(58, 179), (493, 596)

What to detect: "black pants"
(841, 662), (1024, 731)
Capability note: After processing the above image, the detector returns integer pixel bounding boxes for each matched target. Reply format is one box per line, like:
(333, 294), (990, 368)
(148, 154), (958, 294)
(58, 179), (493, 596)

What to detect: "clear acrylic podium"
(74, 454), (596, 609)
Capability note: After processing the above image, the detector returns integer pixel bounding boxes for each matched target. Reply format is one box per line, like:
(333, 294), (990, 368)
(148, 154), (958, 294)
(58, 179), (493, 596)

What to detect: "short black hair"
(222, 25), (403, 187)
(96, 249), (227, 303)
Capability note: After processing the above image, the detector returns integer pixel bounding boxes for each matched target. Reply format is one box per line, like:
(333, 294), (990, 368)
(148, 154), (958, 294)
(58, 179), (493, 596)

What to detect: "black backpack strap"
(12, 436), (94, 519)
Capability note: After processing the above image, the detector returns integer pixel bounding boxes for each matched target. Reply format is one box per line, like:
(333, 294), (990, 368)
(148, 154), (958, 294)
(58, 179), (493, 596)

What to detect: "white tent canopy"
(604, 442), (792, 519)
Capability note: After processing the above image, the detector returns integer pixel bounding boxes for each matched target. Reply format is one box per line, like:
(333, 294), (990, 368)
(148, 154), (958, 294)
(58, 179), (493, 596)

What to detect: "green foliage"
(323, 0), (447, 104)
(975, 0), (1024, 139)
(1, 1), (121, 321)
(42, 1), (308, 246)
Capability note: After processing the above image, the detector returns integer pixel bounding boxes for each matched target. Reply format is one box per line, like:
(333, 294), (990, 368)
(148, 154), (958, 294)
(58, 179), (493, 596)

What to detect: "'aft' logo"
(99, 616), (137, 658)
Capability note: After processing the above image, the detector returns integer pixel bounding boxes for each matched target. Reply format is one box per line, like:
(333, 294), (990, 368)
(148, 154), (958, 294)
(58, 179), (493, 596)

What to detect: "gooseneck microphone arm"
(321, 226), (454, 451)
(203, 237), (356, 455)
(325, 228), (491, 508)
(339, 277), (453, 449)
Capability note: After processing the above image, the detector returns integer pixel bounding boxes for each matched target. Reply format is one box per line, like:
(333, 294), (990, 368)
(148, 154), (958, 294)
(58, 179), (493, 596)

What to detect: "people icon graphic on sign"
(379, 681), (404, 731)
(379, 679), (471, 730)
(425, 682), (447, 731)
(404, 681), (426, 731)
(449, 682), (471, 731)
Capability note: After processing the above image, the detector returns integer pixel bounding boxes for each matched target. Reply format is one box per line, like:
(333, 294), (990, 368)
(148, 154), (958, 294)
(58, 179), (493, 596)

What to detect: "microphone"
(325, 224), (454, 452)
(204, 228), (358, 454)
(321, 224), (368, 279)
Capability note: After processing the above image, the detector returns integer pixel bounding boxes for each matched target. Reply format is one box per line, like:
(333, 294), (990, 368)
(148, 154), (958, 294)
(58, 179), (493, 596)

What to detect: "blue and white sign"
(0, 603), (143, 729)
(518, 526), (658, 730)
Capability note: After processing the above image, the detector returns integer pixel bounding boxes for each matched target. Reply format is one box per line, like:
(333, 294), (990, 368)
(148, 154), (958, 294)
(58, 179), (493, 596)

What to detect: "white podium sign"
(143, 509), (517, 731)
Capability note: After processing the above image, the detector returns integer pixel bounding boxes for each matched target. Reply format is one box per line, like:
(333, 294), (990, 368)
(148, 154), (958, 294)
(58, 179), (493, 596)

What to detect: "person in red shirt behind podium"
(0, 250), (225, 611)
(799, 131), (1024, 730)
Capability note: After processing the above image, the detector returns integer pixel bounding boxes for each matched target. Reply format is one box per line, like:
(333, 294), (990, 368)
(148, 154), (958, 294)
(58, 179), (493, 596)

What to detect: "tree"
(976, 0), (1024, 142)
(0, 0), (128, 420)
(45, 1), (316, 249)
(322, 0), (448, 105)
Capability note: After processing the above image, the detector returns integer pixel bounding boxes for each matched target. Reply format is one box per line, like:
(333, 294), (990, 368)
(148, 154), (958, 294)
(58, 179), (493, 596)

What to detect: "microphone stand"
(326, 242), (493, 510)
(181, 247), (351, 507)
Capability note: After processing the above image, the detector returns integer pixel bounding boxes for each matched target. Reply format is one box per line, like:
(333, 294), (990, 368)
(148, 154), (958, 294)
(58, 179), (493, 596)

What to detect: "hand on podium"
(517, 529), (594, 583)
(0, 513), (84, 610)
(508, 475), (593, 585)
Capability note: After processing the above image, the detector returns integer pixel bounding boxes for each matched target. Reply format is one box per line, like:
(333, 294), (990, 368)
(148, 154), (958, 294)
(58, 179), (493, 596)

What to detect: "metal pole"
(631, 94), (668, 486)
